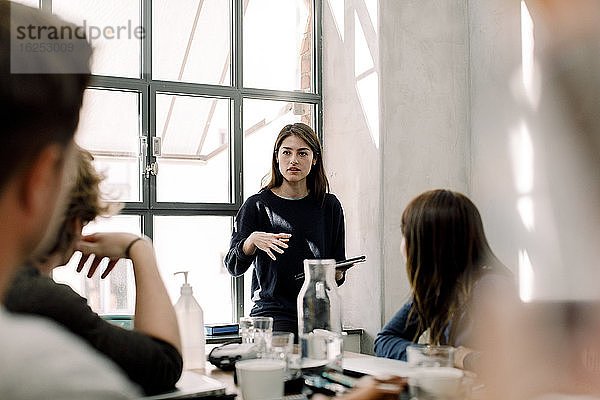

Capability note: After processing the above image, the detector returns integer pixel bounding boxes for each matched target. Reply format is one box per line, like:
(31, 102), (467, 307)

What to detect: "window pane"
(53, 0), (141, 78)
(244, 0), (314, 92)
(243, 99), (315, 199)
(155, 94), (231, 203)
(76, 89), (142, 202)
(53, 215), (142, 316)
(153, 0), (231, 85)
(153, 216), (233, 324)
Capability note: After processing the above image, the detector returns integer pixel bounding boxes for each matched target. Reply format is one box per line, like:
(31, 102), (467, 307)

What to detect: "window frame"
(44, 0), (323, 323)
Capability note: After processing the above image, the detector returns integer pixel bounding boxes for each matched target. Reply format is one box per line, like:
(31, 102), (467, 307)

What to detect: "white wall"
(323, 0), (470, 353)
(469, 0), (600, 301)
(379, 0), (470, 324)
(326, 0), (600, 354)
(468, 0), (522, 271)
(322, 0), (383, 354)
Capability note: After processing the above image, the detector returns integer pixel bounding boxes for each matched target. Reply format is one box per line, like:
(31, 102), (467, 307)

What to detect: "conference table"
(191, 348), (485, 399)
(192, 350), (400, 399)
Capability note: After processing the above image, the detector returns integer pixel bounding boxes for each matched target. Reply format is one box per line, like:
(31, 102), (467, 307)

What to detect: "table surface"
(192, 351), (370, 398)
(193, 351), (484, 400)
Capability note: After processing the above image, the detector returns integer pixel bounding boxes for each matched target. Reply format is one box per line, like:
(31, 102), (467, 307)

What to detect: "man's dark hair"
(0, 1), (91, 192)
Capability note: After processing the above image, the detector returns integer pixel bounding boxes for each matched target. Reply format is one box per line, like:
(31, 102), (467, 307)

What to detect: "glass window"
(53, 215), (141, 316)
(244, 0), (314, 92)
(153, 216), (234, 324)
(53, 0), (142, 78)
(53, 0), (320, 322)
(243, 99), (316, 199)
(152, 0), (231, 86)
(75, 89), (142, 203)
(155, 94), (231, 203)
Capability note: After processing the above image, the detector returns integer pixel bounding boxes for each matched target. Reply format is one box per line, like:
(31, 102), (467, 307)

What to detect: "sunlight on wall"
(354, 11), (374, 75)
(328, 0), (345, 42)
(510, 121), (534, 195)
(518, 249), (534, 302)
(354, 8), (379, 148)
(514, 1), (538, 302)
(511, 121), (536, 301)
(356, 73), (379, 148)
(516, 196), (534, 232)
(510, 121), (535, 234)
(520, 1), (538, 107)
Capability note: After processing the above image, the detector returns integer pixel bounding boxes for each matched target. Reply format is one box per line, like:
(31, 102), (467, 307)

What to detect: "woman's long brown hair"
(262, 123), (329, 206)
(401, 189), (506, 345)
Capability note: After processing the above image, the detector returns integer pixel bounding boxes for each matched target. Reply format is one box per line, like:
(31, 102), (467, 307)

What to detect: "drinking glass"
(407, 345), (455, 368)
(407, 345), (467, 400)
(267, 331), (297, 379)
(239, 316), (273, 357)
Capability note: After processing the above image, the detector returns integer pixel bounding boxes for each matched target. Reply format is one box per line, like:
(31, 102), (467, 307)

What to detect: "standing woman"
(374, 189), (515, 371)
(225, 123), (347, 337)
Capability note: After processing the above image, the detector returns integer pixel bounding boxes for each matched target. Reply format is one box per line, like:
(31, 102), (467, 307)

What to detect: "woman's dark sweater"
(224, 190), (346, 332)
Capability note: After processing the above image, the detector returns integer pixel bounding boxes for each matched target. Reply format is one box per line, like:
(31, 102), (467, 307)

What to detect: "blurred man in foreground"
(0, 1), (138, 397)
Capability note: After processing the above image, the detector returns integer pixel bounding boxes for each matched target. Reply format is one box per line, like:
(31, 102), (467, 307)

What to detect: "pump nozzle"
(174, 271), (193, 295)
(174, 271), (189, 284)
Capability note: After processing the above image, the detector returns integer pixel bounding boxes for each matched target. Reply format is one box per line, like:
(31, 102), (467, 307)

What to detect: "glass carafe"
(297, 259), (343, 372)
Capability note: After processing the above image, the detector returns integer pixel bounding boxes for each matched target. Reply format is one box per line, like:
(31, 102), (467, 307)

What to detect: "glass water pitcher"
(297, 259), (343, 372)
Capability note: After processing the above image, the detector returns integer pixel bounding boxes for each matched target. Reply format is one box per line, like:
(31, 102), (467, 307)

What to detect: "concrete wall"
(322, 0), (383, 355)
(325, 0), (600, 353)
(469, 0), (600, 301)
(323, 0), (470, 353)
(379, 0), (470, 324)
(468, 0), (522, 272)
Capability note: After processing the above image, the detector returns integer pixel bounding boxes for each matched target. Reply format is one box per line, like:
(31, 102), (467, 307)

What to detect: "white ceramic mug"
(235, 359), (285, 400)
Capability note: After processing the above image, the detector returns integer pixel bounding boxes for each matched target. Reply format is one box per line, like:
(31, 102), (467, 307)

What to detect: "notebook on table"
(140, 371), (227, 399)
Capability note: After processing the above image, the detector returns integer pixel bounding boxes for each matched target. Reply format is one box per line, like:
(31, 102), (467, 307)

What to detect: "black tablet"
(335, 255), (366, 269)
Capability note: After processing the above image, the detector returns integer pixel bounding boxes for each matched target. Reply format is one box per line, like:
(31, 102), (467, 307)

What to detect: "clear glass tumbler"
(239, 316), (273, 357)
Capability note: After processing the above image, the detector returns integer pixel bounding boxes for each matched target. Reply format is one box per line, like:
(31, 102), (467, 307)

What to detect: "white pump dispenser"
(173, 271), (205, 369)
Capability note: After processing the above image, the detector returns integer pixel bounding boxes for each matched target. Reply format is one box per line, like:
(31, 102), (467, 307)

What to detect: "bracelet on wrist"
(124, 237), (144, 259)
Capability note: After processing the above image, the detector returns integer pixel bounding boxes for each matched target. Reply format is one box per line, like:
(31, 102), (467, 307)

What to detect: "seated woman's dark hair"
(401, 189), (507, 345)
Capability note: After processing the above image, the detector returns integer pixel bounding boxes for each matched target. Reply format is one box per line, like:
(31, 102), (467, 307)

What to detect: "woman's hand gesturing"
(243, 232), (292, 260)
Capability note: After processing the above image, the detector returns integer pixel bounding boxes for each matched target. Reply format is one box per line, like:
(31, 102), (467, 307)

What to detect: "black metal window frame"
(41, 0), (323, 323)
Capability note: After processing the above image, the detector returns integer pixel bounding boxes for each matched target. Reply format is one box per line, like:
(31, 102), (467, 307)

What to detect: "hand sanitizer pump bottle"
(174, 271), (205, 370)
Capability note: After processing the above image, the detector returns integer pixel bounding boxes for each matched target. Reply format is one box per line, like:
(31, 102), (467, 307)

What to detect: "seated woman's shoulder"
(475, 266), (518, 300)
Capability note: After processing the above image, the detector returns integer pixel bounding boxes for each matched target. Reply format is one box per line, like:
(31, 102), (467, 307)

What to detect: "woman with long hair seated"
(374, 189), (515, 371)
